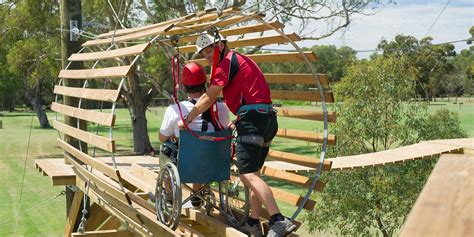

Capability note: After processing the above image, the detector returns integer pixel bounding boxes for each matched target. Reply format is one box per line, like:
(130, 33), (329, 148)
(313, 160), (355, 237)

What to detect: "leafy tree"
(305, 55), (466, 236)
(377, 35), (456, 100)
(309, 45), (356, 82)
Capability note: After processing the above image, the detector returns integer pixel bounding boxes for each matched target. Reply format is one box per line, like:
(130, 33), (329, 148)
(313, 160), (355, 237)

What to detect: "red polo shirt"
(211, 51), (272, 114)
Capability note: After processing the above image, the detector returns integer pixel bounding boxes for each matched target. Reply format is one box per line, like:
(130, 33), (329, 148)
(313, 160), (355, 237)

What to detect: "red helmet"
(182, 63), (206, 86)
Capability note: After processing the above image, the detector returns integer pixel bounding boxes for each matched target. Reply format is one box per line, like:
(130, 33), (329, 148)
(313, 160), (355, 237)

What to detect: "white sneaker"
(266, 218), (297, 237)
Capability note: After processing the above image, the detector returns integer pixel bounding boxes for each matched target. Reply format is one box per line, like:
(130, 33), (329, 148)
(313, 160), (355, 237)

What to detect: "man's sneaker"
(240, 223), (264, 237)
(266, 218), (297, 237)
(191, 196), (203, 209)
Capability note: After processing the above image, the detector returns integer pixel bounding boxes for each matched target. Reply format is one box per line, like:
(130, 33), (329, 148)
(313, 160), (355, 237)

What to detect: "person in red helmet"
(159, 62), (230, 208)
(179, 34), (296, 237)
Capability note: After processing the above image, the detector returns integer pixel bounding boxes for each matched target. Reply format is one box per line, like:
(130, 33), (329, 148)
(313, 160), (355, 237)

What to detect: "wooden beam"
(271, 90), (334, 102)
(54, 121), (115, 153)
(97, 217), (121, 230)
(82, 24), (174, 47)
(264, 73), (329, 87)
(178, 33), (301, 53)
(189, 51), (318, 66)
(261, 166), (310, 188)
(276, 128), (337, 145)
(182, 209), (247, 237)
(57, 139), (120, 181)
(54, 86), (120, 102)
(267, 150), (333, 171)
(51, 102), (116, 127)
(58, 65), (133, 80)
(64, 190), (84, 237)
(84, 203), (111, 231)
(269, 186), (319, 211)
(164, 20), (285, 45)
(176, 7), (239, 27)
(277, 107), (336, 123)
(68, 43), (150, 61)
(72, 230), (133, 237)
(400, 154), (474, 237)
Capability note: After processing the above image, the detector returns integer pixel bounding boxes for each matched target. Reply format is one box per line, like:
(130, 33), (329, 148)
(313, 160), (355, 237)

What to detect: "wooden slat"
(82, 24), (174, 47)
(67, 154), (131, 206)
(277, 108), (336, 123)
(182, 208), (247, 237)
(51, 102), (116, 127)
(271, 90), (334, 102)
(165, 20), (285, 45)
(261, 166), (310, 187)
(267, 150), (333, 171)
(270, 186), (319, 211)
(68, 43), (150, 61)
(64, 190), (84, 237)
(189, 51), (318, 66)
(58, 65), (133, 80)
(176, 7), (239, 27)
(57, 139), (120, 182)
(276, 128), (337, 145)
(54, 120), (115, 153)
(84, 203), (111, 231)
(72, 230), (133, 237)
(178, 33), (301, 53)
(165, 13), (265, 36)
(54, 86), (120, 102)
(265, 73), (330, 87)
(400, 154), (474, 237)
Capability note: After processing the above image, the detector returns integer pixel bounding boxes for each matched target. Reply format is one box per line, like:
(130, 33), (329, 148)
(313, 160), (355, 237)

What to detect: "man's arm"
(179, 85), (224, 128)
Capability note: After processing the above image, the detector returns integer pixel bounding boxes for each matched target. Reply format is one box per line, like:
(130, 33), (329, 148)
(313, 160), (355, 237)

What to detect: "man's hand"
(178, 120), (186, 130)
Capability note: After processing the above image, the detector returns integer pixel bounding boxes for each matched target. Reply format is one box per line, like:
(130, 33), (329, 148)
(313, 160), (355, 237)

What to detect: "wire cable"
(423, 0), (451, 37)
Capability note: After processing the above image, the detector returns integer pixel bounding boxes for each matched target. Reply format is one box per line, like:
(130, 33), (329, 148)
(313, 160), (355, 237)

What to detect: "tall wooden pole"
(60, 0), (88, 234)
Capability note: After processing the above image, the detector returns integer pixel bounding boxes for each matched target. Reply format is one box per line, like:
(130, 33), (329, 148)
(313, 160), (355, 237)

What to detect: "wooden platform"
(327, 138), (474, 170)
(400, 153), (474, 237)
(35, 158), (75, 186)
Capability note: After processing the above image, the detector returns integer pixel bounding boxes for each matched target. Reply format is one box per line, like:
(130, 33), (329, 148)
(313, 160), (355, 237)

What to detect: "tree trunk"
(30, 94), (51, 128)
(127, 73), (153, 154)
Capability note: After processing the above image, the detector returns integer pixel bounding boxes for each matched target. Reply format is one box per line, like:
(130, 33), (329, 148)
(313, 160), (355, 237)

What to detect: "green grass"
(0, 99), (472, 236)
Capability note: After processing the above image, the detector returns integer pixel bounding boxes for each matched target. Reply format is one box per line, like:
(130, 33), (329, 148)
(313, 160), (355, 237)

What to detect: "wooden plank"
(57, 139), (120, 182)
(265, 73), (330, 87)
(261, 166), (310, 187)
(97, 217), (121, 230)
(84, 203), (111, 231)
(270, 186), (318, 211)
(178, 33), (301, 53)
(58, 65), (133, 80)
(74, 175), (152, 236)
(67, 154), (131, 206)
(82, 24), (174, 47)
(182, 209), (247, 237)
(400, 154), (474, 237)
(68, 43), (150, 61)
(72, 230), (133, 237)
(64, 190), (84, 237)
(166, 20), (285, 45)
(276, 128), (337, 145)
(54, 86), (120, 102)
(51, 102), (116, 127)
(54, 121), (115, 153)
(165, 13), (265, 36)
(267, 150), (333, 171)
(277, 107), (336, 123)
(189, 51), (318, 66)
(271, 90), (334, 103)
(34, 158), (76, 186)
(176, 7), (239, 26)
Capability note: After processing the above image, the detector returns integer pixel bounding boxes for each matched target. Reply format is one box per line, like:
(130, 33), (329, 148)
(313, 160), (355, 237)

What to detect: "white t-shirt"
(160, 98), (231, 138)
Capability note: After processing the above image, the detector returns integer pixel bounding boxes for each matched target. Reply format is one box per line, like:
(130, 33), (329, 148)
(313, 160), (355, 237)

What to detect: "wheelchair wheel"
(156, 162), (182, 230)
(219, 178), (250, 227)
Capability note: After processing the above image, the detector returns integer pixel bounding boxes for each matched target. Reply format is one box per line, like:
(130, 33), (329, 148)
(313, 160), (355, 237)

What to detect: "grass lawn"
(0, 99), (472, 236)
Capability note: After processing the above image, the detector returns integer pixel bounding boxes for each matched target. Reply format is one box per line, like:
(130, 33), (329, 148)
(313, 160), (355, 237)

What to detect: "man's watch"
(184, 115), (192, 124)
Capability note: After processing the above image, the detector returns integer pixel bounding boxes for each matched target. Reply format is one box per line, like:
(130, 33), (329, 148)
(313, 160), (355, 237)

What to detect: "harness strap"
(189, 99), (209, 132)
(236, 104), (274, 117)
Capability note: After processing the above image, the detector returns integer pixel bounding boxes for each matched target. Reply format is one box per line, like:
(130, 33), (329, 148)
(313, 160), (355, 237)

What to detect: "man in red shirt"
(178, 33), (296, 237)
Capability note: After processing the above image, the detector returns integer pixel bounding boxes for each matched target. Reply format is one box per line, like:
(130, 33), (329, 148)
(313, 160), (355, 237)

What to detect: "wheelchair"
(154, 129), (250, 230)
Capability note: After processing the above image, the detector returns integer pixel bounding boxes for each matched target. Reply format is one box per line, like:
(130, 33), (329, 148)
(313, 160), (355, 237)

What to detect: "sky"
(284, 0), (474, 58)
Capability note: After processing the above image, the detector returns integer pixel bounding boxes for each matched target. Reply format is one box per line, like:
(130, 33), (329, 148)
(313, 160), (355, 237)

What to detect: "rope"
(0, 191), (66, 227)
(13, 112), (35, 235)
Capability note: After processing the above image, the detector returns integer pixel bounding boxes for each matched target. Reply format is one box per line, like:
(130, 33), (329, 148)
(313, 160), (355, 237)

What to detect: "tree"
(377, 34), (456, 100)
(1, 0), (60, 127)
(305, 55), (466, 236)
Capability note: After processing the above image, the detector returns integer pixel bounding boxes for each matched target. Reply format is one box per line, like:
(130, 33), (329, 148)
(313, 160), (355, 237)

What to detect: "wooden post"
(60, 0), (89, 234)
(60, 0), (87, 156)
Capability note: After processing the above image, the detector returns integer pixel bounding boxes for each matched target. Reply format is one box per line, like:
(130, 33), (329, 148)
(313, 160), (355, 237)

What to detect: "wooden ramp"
(327, 138), (473, 170)
(400, 153), (474, 237)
